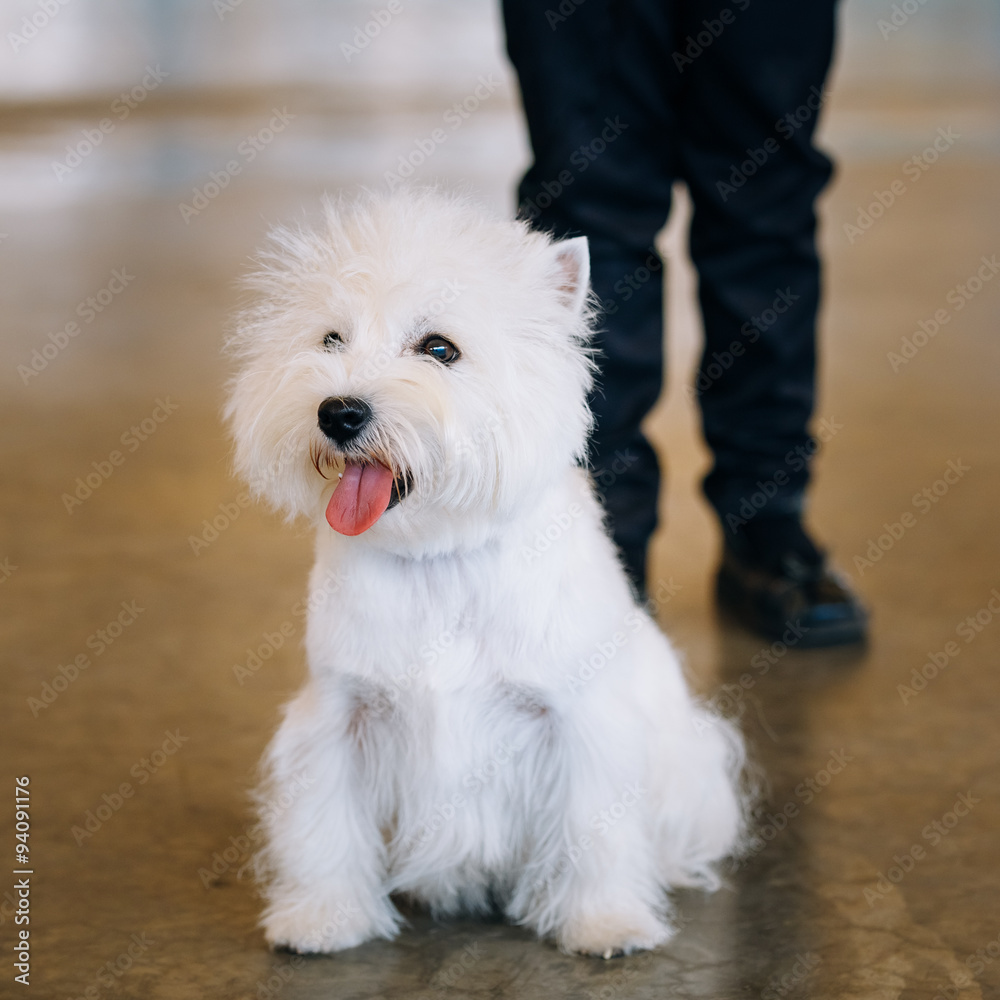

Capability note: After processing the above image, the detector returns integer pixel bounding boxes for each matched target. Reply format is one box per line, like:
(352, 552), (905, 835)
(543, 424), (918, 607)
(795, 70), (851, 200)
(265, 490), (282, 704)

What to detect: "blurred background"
(2, 2), (999, 998)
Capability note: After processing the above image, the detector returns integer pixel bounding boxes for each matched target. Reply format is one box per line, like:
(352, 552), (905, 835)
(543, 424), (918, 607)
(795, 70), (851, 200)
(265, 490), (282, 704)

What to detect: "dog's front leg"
(541, 724), (673, 957)
(255, 683), (401, 953)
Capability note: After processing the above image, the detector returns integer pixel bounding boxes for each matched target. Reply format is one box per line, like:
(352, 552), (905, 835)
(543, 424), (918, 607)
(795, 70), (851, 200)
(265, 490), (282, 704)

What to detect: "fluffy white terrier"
(225, 189), (747, 958)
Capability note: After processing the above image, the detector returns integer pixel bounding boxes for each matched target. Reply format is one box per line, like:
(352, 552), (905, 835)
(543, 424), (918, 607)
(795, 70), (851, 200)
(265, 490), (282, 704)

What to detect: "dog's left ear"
(553, 236), (590, 317)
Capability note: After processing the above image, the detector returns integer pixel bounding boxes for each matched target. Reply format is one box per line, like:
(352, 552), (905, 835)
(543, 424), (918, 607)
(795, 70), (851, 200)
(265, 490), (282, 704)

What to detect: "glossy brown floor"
(3, 14), (1000, 1000)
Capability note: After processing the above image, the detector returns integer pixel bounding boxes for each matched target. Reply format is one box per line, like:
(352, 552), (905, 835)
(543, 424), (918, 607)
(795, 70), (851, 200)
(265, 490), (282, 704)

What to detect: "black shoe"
(716, 519), (868, 648)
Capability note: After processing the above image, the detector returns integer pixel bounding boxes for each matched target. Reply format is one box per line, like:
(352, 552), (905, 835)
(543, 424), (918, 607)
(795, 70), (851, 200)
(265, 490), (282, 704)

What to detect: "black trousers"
(503, 0), (838, 584)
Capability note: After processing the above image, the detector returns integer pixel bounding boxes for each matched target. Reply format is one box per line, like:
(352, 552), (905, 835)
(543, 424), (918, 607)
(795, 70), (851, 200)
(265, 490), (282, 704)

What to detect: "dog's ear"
(552, 236), (590, 317)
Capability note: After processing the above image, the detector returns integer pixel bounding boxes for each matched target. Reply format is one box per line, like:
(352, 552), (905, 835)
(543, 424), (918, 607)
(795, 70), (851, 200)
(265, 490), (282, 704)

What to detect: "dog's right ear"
(552, 237), (590, 317)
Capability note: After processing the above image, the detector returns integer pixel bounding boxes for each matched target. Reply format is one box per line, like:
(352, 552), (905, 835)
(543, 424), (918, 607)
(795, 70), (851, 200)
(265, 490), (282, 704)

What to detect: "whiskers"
(309, 439), (338, 480)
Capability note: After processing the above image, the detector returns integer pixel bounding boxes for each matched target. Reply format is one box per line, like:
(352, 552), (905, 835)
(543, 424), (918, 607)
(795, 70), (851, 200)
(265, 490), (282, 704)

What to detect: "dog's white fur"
(225, 189), (747, 957)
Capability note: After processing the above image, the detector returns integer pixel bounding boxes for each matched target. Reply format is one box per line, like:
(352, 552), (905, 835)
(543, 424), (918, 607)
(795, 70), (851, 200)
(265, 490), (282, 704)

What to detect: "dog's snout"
(318, 396), (373, 445)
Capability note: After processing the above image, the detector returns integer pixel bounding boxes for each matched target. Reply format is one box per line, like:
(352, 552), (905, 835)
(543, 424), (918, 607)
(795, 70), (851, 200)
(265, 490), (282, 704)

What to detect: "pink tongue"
(325, 461), (395, 535)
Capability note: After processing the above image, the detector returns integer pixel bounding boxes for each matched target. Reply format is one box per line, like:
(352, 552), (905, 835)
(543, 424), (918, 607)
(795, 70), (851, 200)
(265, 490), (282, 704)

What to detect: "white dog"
(225, 189), (747, 958)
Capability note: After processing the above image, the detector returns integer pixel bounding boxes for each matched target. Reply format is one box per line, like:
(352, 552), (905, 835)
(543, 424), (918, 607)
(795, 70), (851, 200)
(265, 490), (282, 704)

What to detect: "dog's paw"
(263, 898), (399, 954)
(557, 909), (672, 958)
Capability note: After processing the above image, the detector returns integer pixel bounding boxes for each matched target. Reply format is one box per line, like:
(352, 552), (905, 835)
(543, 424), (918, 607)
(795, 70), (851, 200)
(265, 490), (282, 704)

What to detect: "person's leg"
(672, 0), (865, 642)
(673, 0), (837, 538)
(503, 0), (677, 590)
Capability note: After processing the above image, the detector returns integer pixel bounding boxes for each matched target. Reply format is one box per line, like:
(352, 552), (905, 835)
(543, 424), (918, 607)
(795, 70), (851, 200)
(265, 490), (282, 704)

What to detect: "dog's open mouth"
(325, 460), (409, 536)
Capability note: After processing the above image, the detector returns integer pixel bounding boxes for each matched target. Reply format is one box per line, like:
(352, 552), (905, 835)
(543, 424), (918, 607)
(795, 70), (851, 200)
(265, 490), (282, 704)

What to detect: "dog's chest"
(341, 629), (555, 780)
(309, 546), (565, 786)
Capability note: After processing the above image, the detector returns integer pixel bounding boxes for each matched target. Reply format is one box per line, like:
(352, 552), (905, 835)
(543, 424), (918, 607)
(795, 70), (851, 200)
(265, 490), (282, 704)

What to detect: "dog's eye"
(420, 336), (460, 365)
(323, 331), (343, 351)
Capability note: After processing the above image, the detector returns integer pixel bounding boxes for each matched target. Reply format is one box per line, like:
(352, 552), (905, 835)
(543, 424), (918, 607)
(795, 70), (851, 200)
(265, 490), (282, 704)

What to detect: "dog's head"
(225, 189), (594, 556)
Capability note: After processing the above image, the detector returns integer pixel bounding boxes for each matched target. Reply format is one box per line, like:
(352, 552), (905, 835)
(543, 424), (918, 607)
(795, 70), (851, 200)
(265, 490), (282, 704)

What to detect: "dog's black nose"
(317, 396), (372, 445)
